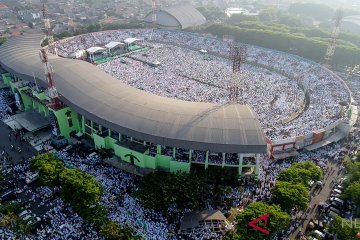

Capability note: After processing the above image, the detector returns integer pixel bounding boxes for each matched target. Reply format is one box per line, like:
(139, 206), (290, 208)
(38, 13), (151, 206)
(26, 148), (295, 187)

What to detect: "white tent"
(105, 41), (124, 50)
(86, 46), (106, 54)
(124, 38), (140, 44)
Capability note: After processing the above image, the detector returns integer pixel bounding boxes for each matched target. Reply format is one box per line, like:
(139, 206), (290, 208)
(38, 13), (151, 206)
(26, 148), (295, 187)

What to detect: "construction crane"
(229, 41), (246, 103)
(41, 4), (56, 54)
(323, 9), (343, 68)
(39, 48), (62, 110)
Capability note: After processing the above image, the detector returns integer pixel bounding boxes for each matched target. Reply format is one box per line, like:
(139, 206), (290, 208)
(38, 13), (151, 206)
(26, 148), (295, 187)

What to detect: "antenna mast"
(41, 4), (56, 54)
(39, 49), (62, 110)
(323, 9), (343, 68)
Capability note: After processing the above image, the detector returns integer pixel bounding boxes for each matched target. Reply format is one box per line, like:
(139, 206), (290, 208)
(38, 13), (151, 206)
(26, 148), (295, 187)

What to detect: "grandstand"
(0, 28), (355, 172)
(0, 33), (266, 176)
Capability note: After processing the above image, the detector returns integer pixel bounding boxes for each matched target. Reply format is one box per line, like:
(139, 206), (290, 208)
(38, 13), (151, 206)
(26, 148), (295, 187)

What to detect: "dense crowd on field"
(54, 29), (350, 140)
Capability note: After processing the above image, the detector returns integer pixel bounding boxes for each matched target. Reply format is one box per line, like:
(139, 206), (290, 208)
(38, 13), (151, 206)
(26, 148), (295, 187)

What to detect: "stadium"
(0, 28), (356, 176)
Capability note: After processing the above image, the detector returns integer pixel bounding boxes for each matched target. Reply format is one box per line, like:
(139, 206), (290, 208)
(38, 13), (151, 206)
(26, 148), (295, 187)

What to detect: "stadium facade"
(0, 34), (266, 176)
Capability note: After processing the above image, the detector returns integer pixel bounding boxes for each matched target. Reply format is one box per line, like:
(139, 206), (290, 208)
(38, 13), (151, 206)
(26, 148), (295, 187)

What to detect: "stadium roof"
(144, 4), (206, 29)
(0, 34), (266, 153)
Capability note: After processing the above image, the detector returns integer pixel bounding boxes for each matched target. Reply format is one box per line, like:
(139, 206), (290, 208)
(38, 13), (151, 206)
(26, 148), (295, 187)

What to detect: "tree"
(278, 161), (323, 187)
(343, 180), (360, 207)
(59, 169), (102, 211)
(228, 14), (259, 24)
(329, 215), (358, 240)
(226, 202), (291, 240)
(0, 37), (7, 45)
(136, 172), (209, 212)
(271, 181), (309, 211)
(100, 221), (133, 240)
(78, 204), (107, 228)
(30, 153), (64, 186)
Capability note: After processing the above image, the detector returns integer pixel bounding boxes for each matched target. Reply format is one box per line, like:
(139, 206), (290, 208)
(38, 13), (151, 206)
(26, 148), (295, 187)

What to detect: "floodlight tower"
(41, 4), (56, 54)
(150, 0), (157, 40)
(39, 48), (62, 110)
(323, 9), (343, 68)
(229, 43), (246, 103)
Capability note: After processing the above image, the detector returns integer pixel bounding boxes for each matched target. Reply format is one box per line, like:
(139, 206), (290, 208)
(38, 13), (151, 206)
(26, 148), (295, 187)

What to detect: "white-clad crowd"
(54, 29), (350, 141)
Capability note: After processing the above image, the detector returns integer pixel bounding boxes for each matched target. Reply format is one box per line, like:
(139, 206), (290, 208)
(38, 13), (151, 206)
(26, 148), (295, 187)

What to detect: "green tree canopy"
(278, 161), (323, 187)
(136, 172), (209, 212)
(0, 37), (7, 45)
(343, 180), (360, 207)
(329, 215), (359, 240)
(59, 169), (102, 210)
(30, 153), (64, 186)
(226, 202), (291, 240)
(100, 221), (133, 240)
(271, 181), (309, 211)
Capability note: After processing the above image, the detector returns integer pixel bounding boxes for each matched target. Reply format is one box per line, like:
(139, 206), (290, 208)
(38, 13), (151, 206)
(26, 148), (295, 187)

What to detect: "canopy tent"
(124, 38), (141, 44)
(86, 47), (106, 54)
(105, 41), (124, 50)
(12, 109), (50, 132)
(70, 49), (87, 59)
(3, 117), (23, 130)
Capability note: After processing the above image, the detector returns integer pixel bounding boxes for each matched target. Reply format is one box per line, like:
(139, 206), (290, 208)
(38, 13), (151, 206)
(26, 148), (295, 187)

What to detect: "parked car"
(330, 197), (344, 206)
(25, 172), (39, 184)
(0, 190), (16, 202)
(332, 188), (342, 195)
(19, 210), (31, 218)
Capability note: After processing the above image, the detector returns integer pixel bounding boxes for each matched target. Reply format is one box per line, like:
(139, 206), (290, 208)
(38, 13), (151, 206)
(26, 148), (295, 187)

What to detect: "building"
(0, 34), (266, 176)
(179, 210), (232, 236)
(144, 4), (206, 29)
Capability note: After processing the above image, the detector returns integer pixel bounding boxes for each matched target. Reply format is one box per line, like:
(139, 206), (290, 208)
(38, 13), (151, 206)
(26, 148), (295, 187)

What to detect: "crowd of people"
(54, 29), (350, 141)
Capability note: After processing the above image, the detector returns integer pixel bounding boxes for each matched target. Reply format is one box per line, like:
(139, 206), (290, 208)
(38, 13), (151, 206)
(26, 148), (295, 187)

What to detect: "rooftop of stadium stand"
(0, 34), (267, 153)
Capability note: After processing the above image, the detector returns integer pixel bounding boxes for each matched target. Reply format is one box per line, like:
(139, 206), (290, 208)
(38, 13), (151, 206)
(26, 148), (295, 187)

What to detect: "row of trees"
(201, 23), (360, 66)
(342, 155), (360, 209)
(30, 153), (133, 239)
(271, 161), (323, 212)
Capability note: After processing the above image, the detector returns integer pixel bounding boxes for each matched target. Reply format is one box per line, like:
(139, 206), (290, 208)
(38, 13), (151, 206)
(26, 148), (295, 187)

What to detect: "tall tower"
(323, 9), (343, 67)
(150, 0), (157, 40)
(229, 42), (246, 103)
(41, 4), (55, 54)
(39, 49), (62, 110)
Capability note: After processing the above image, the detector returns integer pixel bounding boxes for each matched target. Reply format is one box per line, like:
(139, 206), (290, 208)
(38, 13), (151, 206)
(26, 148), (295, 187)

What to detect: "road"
(289, 159), (343, 239)
(0, 120), (38, 167)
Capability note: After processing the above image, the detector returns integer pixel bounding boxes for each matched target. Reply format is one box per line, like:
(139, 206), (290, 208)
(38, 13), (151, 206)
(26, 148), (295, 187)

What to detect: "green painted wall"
(170, 160), (190, 173)
(2, 73), (11, 86)
(18, 89), (33, 110)
(156, 155), (171, 170)
(144, 155), (156, 169)
(52, 107), (80, 139)
(104, 136), (116, 150)
(93, 133), (106, 149)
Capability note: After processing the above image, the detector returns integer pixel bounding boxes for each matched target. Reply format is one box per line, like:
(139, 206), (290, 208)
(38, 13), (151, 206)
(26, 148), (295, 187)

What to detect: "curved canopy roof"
(0, 34), (266, 153)
(105, 41), (124, 49)
(145, 4), (206, 29)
